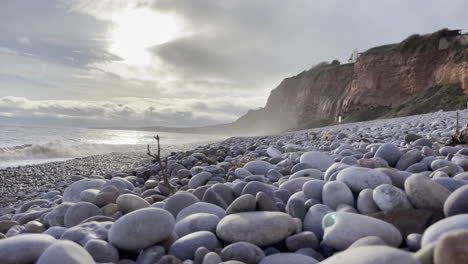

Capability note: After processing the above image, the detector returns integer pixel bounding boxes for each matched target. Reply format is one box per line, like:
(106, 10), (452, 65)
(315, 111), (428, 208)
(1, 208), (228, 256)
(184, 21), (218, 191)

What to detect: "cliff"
(233, 29), (468, 134)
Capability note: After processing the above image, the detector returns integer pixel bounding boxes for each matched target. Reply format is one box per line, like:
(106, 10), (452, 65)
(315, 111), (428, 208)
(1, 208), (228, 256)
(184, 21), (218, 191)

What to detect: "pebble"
(357, 188), (380, 214)
(174, 213), (220, 237)
(434, 229), (468, 264)
(37, 240), (95, 264)
(176, 202), (225, 222)
(169, 231), (220, 260)
(216, 212), (296, 246)
(320, 245), (420, 264)
(322, 212), (402, 250)
(163, 192), (200, 217)
(84, 239), (119, 263)
(220, 241), (265, 264)
(286, 231), (319, 251)
(421, 214), (468, 247)
(188, 172), (212, 189)
(336, 167), (392, 192)
(109, 208), (175, 251)
(374, 143), (402, 167)
(243, 161), (274, 175)
(443, 185), (468, 216)
(64, 202), (102, 227)
(0, 234), (56, 264)
(63, 179), (105, 202)
(300, 151), (333, 170)
(372, 184), (413, 211)
(404, 174), (451, 212)
(322, 181), (354, 210)
(259, 253), (318, 264)
(395, 149), (423, 170)
(303, 204), (333, 240)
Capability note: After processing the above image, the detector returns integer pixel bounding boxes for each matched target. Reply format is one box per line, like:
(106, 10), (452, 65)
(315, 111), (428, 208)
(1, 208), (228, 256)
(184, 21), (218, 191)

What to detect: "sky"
(1, 0), (468, 128)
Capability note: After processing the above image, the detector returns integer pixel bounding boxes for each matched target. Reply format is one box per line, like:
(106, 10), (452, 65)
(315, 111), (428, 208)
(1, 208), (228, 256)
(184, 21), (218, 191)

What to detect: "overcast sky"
(1, 0), (467, 127)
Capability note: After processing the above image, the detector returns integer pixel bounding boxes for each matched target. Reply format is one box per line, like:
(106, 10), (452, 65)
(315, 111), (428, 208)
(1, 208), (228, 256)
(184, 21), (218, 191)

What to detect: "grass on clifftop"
(299, 83), (467, 130)
(382, 84), (468, 117)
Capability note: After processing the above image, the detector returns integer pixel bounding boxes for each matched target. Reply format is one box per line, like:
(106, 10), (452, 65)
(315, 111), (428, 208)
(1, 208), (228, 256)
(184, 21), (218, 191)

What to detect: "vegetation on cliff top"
(344, 83), (468, 123)
(296, 84), (467, 131)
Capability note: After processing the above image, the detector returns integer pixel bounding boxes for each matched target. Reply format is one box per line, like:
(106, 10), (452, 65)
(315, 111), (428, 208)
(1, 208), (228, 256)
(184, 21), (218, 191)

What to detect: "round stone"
(226, 194), (256, 215)
(421, 214), (468, 247)
(322, 212), (402, 250)
(286, 231), (319, 251)
(220, 241), (265, 264)
(372, 184), (413, 211)
(163, 192), (200, 217)
(322, 181), (354, 210)
(95, 185), (120, 207)
(395, 149), (423, 170)
(60, 221), (112, 246)
(303, 180), (325, 201)
(434, 229), (468, 264)
(116, 194), (151, 213)
(174, 213), (220, 237)
(320, 245), (420, 264)
(303, 204), (333, 240)
(243, 161), (274, 175)
(336, 167), (392, 192)
(216, 212), (296, 246)
(136, 245), (165, 264)
(0, 234), (56, 264)
(348, 236), (387, 248)
(444, 185), (468, 217)
(84, 239), (119, 263)
(64, 202), (102, 228)
(357, 189), (380, 214)
(259, 253), (318, 264)
(109, 208), (175, 251)
(404, 174), (450, 212)
(374, 143), (402, 167)
(279, 177), (313, 194)
(169, 231), (220, 260)
(300, 151), (334, 170)
(188, 172), (212, 189)
(290, 169), (323, 180)
(406, 233), (422, 251)
(43, 202), (74, 227)
(241, 181), (276, 199)
(37, 240), (95, 264)
(267, 147), (282, 158)
(80, 189), (99, 204)
(63, 179), (106, 203)
(176, 202), (225, 222)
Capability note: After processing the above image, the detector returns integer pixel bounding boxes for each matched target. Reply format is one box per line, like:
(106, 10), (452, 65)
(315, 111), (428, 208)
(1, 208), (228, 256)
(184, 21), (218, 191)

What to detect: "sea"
(0, 125), (227, 168)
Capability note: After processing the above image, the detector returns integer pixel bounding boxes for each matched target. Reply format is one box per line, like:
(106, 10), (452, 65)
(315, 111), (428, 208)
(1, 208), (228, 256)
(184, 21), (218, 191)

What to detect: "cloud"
(0, 95), (262, 127)
(2, 0), (468, 128)
(17, 37), (31, 46)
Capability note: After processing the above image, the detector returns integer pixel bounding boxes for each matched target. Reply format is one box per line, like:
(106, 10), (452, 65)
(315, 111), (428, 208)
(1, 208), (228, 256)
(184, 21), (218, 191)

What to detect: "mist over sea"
(0, 126), (226, 168)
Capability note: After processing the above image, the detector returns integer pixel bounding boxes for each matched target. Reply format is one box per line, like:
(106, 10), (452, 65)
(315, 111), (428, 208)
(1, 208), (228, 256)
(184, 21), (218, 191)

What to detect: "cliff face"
(233, 29), (468, 134)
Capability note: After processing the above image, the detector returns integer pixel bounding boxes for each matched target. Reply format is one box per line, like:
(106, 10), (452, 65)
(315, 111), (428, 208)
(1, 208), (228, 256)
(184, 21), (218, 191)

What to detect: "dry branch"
(147, 135), (176, 194)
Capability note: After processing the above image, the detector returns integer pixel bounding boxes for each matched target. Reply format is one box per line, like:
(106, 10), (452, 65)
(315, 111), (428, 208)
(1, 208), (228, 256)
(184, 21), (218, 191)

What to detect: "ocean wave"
(0, 140), (145, 161)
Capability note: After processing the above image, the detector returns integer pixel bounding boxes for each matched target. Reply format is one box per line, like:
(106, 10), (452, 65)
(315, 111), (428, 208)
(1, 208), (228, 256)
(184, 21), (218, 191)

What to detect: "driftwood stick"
(147, 134), (175, 194)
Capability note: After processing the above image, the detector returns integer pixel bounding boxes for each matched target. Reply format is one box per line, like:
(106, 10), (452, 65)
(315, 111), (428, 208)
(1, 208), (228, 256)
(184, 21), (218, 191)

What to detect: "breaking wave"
(0, 140), (145, 162)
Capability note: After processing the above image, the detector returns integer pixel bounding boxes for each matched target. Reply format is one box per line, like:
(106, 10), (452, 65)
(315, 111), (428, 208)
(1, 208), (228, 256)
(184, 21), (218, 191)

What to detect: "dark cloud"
(151, 0), (468, 91)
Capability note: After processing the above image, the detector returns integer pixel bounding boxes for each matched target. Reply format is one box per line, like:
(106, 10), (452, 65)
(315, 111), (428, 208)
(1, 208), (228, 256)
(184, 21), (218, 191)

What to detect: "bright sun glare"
(110, 8), (181, 66)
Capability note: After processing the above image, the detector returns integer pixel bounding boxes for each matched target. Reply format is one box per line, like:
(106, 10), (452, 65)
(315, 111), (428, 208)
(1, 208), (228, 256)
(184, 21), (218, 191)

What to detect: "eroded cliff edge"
(231, 29), (468, 134)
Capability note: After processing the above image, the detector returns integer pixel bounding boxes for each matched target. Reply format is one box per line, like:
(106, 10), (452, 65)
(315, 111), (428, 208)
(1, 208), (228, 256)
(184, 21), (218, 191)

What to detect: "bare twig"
(147, 134), (176, 194)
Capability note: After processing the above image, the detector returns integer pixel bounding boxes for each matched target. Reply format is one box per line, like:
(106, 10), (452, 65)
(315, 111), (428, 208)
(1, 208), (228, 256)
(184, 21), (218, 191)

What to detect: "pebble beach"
(2, 110), (468, 263)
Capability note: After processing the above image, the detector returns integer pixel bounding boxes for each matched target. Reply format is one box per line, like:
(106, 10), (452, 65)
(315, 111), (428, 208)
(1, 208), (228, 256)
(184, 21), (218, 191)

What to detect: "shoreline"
(0, 141), (221, 209)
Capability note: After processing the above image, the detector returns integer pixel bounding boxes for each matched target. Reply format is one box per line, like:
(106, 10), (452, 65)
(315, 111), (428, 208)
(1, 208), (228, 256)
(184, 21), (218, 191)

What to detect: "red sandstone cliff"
(232, 29), (468, 134)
